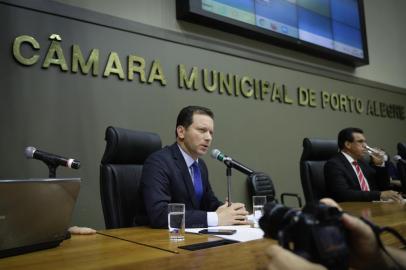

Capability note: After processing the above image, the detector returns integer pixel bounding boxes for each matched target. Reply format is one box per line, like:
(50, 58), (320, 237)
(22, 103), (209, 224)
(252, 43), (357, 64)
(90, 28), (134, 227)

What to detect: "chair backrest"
(300, 138), (338, 203)
(398, 142), (406, 159)
(247, 172), (276, 204)
(100, 126), (161, 229)
(397, 142), (406, 194)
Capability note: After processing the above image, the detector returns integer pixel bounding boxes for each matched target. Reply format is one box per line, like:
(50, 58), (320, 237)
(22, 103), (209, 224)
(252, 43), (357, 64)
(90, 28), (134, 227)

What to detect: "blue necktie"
(191, 161), (203, 204)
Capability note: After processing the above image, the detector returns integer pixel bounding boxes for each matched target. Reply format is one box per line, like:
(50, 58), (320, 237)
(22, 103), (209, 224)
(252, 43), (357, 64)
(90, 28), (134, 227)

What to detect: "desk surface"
(1, 202), (405, 270)
(0, 233), (173, 270)
(98, 227), (224, 253)
(120, 238), (274, 270)
(340, 201), (406, 225)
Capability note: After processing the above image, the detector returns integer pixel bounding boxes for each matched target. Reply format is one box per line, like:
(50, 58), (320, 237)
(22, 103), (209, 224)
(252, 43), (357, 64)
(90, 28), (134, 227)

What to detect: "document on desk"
(186, 225), (264, 242)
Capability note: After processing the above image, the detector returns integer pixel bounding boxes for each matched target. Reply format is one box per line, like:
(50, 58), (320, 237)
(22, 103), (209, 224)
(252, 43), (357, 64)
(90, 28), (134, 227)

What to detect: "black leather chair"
(100, 126), (161, 229)
(247, 172), (302, 207)
(247, 172), (276, 203)
(300, 138), (338, 203)
(397, 142), (406, 194)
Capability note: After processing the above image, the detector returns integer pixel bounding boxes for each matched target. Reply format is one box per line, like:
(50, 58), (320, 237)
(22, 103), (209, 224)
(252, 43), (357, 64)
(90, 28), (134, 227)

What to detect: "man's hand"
(267, 245), (326, 270)
(380, 190), (403, 202)
(340, 213), (387, 270)
(370, 152), (385, 166)
(321, 198), (394, 270)
(68, 226), (96, 235)
(216, 202), (249, 226)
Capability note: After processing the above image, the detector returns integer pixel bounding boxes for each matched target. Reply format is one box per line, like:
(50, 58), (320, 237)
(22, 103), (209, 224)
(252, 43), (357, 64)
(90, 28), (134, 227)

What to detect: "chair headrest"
(301, 138), (338, 161)
(398, 142), (406, 159)
(101, 126), (161, 165)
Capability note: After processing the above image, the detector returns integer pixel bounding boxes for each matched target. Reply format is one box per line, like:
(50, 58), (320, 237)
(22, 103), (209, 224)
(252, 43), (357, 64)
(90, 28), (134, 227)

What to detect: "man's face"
(177, 113), (214, 160)
(344, 132), (367, 160)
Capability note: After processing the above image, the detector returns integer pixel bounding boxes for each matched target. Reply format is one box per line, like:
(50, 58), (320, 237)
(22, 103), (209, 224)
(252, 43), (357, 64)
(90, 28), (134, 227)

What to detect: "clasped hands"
(216, 201), (250, 226)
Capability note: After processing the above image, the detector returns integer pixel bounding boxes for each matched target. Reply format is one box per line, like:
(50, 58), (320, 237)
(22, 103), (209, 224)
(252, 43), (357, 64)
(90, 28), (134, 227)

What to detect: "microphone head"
(393, 155), (402, 162)
(24, 146), (36, 159)
(68, 159), (81, 169)
(211, 149), (220, 159)
(211, 149), (226, 161)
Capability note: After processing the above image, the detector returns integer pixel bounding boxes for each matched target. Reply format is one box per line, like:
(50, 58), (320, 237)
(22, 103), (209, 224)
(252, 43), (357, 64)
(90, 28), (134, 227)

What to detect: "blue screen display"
(211, 0), (255, 13)
(201, 0), (365, 59)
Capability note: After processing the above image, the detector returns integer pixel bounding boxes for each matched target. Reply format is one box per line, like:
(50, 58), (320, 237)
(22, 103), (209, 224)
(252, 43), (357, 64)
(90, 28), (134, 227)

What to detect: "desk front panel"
(0, 233), (173, 270)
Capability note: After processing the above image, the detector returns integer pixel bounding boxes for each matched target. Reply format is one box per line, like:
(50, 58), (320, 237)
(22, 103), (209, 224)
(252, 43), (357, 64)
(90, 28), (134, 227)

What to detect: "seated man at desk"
(141, 105), (249, 228)
(324, 127), (402, 202)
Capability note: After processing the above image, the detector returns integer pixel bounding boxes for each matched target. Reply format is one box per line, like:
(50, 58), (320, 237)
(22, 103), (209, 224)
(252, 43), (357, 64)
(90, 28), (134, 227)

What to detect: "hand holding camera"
(260, 201), (349, 270)
(261, 199), (406, 270)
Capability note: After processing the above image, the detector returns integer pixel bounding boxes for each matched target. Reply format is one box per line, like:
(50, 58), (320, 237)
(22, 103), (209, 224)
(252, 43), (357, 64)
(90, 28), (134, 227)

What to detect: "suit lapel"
(170, 143), (199, 208)
(338, 153), (362, 189)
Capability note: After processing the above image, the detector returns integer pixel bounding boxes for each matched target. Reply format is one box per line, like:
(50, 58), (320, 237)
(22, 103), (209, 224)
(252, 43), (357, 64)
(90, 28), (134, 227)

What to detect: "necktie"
(191, 161), (203, 203)
(352, 161), (370, 191)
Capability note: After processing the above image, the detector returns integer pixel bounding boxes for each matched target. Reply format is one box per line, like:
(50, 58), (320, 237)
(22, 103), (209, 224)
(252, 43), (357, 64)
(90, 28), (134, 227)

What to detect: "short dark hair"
(175, 106), (214, 137)
(337, 127), (364, 150)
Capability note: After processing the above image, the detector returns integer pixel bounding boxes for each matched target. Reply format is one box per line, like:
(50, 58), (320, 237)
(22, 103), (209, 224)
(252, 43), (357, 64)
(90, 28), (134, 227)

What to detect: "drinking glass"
(168, 203), (185, 241)
(252, 196), (267, 228)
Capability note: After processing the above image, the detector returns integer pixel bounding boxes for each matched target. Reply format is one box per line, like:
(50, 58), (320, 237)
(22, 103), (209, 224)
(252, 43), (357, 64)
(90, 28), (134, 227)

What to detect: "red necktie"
(352, 161), (369, 191)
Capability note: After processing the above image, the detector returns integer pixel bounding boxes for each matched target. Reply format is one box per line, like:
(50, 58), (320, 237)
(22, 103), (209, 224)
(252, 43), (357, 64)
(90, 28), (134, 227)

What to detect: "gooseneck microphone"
(211, 149), (254, 175)
(24, 146), (81, 169)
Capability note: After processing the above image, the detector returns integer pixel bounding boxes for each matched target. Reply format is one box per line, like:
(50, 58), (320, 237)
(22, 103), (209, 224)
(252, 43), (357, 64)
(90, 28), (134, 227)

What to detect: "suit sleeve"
(141, 153), (216, 228)
(141, 154), (173, 228)
(324, 160), (381, 202)
(371, 165), (390, 190)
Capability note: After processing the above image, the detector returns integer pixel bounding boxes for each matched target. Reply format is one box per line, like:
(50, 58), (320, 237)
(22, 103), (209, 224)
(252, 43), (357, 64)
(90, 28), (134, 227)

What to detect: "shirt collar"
(177, 144), (198, 168)
(341, 151), (356, 165)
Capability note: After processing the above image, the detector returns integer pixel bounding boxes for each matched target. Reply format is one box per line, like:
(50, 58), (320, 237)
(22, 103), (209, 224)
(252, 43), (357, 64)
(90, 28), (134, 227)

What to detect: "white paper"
(186, 225), (264, 242)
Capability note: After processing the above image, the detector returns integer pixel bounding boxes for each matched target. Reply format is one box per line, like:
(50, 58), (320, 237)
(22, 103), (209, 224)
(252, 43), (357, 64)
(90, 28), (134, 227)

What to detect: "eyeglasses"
(353, 139), (366, 144)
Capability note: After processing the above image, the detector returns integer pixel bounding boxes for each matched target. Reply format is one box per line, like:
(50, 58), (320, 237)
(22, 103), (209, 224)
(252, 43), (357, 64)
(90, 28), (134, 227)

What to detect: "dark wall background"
(1, 1), (405, 229)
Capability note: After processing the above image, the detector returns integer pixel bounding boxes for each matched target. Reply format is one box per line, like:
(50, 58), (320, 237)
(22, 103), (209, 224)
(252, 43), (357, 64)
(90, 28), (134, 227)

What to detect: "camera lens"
(259, 202), (300, 239)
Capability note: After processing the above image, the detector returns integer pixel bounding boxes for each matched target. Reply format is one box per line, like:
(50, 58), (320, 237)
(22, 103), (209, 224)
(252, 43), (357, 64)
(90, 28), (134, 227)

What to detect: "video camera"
(259, 202), (349, 270)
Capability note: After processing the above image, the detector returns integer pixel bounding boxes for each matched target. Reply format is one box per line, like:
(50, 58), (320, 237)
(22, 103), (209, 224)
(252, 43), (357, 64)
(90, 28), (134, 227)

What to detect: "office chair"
(247, 172), (302, 207)
(300, 138), (338, 203)
(397, 142), (406, 194)
(100, 126), (161, 229)
(247, 172), (276, 203)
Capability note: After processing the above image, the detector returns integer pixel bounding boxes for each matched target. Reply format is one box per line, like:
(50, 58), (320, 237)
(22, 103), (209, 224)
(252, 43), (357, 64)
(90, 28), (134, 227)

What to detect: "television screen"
(177, 0), (369, 66)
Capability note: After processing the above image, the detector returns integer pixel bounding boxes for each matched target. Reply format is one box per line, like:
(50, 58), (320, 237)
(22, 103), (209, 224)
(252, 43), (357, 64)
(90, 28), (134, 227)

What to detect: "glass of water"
(168, 203), (185, 241)
(252, 196), (267, 228)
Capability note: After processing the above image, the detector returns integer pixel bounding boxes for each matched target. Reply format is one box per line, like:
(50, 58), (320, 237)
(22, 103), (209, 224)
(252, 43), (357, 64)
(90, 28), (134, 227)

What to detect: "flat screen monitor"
(177, 0), (369, 66)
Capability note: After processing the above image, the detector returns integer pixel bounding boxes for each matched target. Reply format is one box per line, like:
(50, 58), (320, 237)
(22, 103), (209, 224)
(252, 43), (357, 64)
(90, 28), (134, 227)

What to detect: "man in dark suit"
(324, 127), (402, 202)
(141, 105), (249, 228)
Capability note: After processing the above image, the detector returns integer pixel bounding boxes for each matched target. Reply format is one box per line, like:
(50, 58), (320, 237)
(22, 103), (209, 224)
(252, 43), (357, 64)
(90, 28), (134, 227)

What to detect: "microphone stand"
(46, 163), (58, 178)
(225, 159), (232, 206)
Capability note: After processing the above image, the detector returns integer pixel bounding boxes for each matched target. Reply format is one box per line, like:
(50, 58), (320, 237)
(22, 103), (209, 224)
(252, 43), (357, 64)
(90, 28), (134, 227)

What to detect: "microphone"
(24, 146), (80, 169)
(393, 155), (406, 164)
(211, 149), (254, 175)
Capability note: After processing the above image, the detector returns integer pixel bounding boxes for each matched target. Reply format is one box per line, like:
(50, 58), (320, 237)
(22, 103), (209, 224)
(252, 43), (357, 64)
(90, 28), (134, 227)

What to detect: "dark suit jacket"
(324, 152), (390, 202)
(141, 143), (222, 228)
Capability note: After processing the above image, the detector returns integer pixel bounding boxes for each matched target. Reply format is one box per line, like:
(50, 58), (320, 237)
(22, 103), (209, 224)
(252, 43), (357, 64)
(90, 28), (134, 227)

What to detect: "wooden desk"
(98, 226), (224, 253)
(1, 202), (405, 270)
(0, 233), (173, 270)
(112, 238), (275, 270)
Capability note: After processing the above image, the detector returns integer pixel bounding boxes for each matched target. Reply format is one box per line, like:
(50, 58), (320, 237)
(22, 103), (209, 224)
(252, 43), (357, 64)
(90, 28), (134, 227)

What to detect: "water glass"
(252, 196), (267, 227)
(168, 203), (185, 241)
